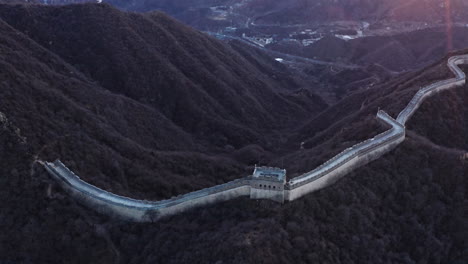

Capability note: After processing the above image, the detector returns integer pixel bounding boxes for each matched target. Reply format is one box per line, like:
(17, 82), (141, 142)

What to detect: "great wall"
(42, 55), (468, 222)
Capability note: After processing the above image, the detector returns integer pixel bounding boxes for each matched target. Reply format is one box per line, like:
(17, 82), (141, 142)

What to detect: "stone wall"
(156, 185), (251, 220)
(397, 55), (468, 124)
(286, 55), (468, 202)
(285, 111), (405, 201)
(249, 177), (285, 203)
(42, 55), (468, 221)
(44, 161), (149, 221)
(44, 161), (252, 222)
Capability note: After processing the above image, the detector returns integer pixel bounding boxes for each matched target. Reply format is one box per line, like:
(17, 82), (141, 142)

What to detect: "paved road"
(207, 32), (360, 69)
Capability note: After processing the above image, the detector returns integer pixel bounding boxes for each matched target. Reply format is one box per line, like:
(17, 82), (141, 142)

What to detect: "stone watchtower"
(249, 165), (286, 203)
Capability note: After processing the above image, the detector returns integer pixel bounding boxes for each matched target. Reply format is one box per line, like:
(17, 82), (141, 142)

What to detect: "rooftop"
(252, 165), (286, 182)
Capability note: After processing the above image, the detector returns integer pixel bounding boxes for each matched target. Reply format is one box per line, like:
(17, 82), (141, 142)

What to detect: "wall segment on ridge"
(397, 55), (468, 125)
(285, 110), (405, 201)
(44, 160), (252, 222)
(42, 55), (468, 221)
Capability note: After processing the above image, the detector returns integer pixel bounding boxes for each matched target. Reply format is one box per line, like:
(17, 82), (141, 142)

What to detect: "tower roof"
(252, 165), (286, 182)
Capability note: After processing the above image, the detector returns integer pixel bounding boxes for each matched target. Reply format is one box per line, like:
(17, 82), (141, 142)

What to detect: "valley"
(0, 1), (467, 263)
(99, 0), (468, 74)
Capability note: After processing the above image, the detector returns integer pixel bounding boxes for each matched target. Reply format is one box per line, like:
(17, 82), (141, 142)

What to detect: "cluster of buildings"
(242, 33), (274, 47)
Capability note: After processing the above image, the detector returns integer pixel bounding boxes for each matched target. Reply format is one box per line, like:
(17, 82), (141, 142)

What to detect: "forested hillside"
(0, 2), (466, 263)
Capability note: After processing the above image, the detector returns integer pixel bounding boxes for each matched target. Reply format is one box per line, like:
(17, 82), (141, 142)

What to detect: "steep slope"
(1, 46), (467, 263)
(276, 50), (467, 176)
(0, 3), (327, 149)
(408, 64), (468, 149)
(102, 0), (468, 73)
(0, 2), (466, 264)
(0, 2), (328, 202)
(0, 13), (256, 203)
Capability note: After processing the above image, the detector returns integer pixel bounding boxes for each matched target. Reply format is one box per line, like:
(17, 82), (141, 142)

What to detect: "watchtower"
(249, 165), (286, 203)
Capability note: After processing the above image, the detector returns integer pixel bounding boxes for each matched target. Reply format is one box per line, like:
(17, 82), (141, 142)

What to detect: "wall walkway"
(397, 56), (468, 124)
(44, 160), (252, 221)
(42, 55), (468, 221)
(285, 110), (405, 201)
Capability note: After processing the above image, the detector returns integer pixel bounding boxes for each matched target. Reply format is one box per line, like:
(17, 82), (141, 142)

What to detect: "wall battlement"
(43, 55), (468, 222)
(397, 55), (468, 124)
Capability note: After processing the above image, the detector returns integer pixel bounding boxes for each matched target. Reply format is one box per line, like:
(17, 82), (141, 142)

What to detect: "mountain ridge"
(0, 3), (328, 150)
(0, 2), (466, 263)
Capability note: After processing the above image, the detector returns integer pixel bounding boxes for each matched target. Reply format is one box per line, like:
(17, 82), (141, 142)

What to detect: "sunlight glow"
(445, 0), (453, 51)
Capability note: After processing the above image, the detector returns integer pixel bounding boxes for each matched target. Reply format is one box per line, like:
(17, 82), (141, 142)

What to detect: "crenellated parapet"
(42, 55), (468, 221)
(397, 55), (468, 125)
(44, 160), (252, 221)
(284, 109), (405, 201)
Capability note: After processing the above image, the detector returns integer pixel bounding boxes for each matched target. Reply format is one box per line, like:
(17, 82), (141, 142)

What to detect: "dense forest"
(0, 2), (466, 263)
